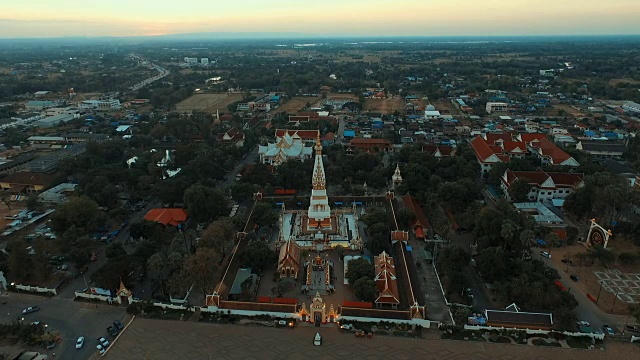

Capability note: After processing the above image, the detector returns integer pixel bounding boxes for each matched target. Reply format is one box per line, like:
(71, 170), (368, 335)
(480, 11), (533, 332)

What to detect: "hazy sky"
(1, 0), (639, 38)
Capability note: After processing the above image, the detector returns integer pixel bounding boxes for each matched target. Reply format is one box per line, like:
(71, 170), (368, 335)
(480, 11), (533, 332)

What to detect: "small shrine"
(392, 164), (403, 188)
(117, 280), (133, 305)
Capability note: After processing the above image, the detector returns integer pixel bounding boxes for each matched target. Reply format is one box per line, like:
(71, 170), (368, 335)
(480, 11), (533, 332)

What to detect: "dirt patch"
(364, 97), (405, 114)
(431, 99), (458, 115)
(175, 93), (243, 113)
(551, 104), (585, 117)
(608, 78), (640, 87)
(0, 203), (28, 230)
(275, 97), (321, 113)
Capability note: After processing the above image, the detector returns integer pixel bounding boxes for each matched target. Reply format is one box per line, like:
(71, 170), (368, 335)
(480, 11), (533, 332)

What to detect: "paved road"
(0, 292), (126, 359)
(106, 318), (640, 360)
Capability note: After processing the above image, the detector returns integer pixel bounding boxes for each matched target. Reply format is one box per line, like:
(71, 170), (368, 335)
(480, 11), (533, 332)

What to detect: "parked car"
(540, 251), (551, 259)
(107, 326), (119, 337)
(96, 345), (106, 355)
(602, 324), (615, 335)
(626, 325), (640, 334)
(113, 320), (124, 330)
(22, 306), (40, 314)
(576, 320), (590, 327)
(97, 337), (110, 347)
(313, 332), (322, 346)
(277, 320), (287, 327)
(76, 337), (84, 349)
(570, 275), (579, 282)
(340, 324), (353, 330)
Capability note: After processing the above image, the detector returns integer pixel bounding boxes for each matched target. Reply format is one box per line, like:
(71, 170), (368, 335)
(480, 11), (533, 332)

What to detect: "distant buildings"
(486, 102), (508, 114)
(216, 127), (245, 147)
(347, 138), (393, 154)
(576, 140), (626, 158)
(79, 99), (121, 111)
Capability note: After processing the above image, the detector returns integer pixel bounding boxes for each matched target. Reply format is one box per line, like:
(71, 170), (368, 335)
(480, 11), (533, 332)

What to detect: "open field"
(106, 318), (640, 360)
(334, 55), (381, 63)
(276, 97), (322, 113)
(552, 104), (586, 117)
(431, 99), (458, 114)
(175, 93), (243, 113)
(364, 97), (405, 114)
(609, 78), (640, 87)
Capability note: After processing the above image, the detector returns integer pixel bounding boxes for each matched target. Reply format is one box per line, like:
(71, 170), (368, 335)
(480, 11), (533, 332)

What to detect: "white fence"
(74, 291), (120, 304)
(15, 284), (57, 296)
(201, 307), (300, 319)
(340, 315), (431, 328)
(463, 324), (605, 341)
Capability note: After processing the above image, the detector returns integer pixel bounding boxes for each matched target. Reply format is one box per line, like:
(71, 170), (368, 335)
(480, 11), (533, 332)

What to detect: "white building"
(622, 101), (640, 114)
(184, 57), (198, 64)
(500, 170), (584, 203)
(79, 99), (121, 111)
(308, 138), (331, 227)
(539, 69), (555, 77)
(424, 110), (441, 120)
(201, 58), (209, 65)
(486, 102), (508, 114)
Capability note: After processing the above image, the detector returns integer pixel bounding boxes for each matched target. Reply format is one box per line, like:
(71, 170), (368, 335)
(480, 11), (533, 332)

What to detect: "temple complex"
(276, 136), (362, 251)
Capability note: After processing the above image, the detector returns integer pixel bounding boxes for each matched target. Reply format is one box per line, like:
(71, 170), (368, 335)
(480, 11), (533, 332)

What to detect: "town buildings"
(486, 102), (508, 114)
(500, 170), (584, 202)
(258, 130), (317, 166)
(216, 127), (245, 147)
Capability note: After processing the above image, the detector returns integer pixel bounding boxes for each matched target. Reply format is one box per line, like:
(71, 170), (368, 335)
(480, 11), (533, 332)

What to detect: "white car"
(76, 336), (84, 349)
(98, 337), (110, 347)
(96, 345), (106, 355)
(313, 332), (322, 346)
(340, 324), (353, 330)
(540, 251), (551, 259)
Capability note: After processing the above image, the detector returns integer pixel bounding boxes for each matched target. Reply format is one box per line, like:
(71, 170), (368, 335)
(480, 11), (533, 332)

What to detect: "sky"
(1, 0), (639, 38)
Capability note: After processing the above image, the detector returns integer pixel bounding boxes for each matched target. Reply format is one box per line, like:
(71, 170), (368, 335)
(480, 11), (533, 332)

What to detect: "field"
(551, 104), (585, 117)
(609, 78), (640, 87)
(364, 97), (405, 114)
(431, 99), (458, 114)
(275, 96), (322, 113)
(175, 93), (243, 113)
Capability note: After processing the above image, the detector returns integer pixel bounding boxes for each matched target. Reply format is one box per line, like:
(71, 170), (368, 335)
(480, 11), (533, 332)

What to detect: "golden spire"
(315, 133), (322, 155)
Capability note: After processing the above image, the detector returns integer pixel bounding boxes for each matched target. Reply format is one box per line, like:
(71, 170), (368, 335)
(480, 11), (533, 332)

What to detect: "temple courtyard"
(105, 318), (640, 360)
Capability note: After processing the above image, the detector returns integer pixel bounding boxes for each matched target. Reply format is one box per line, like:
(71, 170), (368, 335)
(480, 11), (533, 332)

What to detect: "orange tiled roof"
(144, 208), (188, 227)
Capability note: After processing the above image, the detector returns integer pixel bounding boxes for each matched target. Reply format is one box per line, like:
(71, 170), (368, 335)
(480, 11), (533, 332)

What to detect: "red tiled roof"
(470, 136), (496, 162)
(342, 300), (373, 309)
(554, 229), (568, 240)
(520, 133), (548, 143)
(144, 208), (188, 227)
(485, 132), (513, 144)
(257, 296), (271, 303)
(322, 132), (335, 141)
(438, 145), (454, 156)
(374, 251), (400, 305)
(350, 138), (392, 145)
(535, 138), (572, 164)
(275, 129), (319, 140)
(547, 172), (584, 187)
(272, 297), (298, 305)
(402, 194), (431, 233)
(503, 170), (583, 188)
(502, 140), (527, 153)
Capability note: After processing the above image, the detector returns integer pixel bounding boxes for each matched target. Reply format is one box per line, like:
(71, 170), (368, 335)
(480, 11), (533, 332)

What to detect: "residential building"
(259, 132), (314, 166)
(348, 138), (393, 154)
(470, 136), (511, 175)
(373, 251), (400, 309)
(274, 129), (320, 146)
(486, 102), (508, 114)
(0, 172), (54, 193)
(184, 57), (198, 64)
(576, 140), (626, 158)
(500, 170), (584, 202)
(26, 100), (56, 110)
(602, 159), (636, 187)
(621, 101), (640, 114)
(424, 110), (441, 120)
(539, 69), (555, 77)
(528, 138), (580, 166)
(216, 127), (245, 147)
(201, 58), (209, 65)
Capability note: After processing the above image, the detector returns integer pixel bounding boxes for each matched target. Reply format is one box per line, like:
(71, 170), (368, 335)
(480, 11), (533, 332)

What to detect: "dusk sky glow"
(1, 0), (639, 38)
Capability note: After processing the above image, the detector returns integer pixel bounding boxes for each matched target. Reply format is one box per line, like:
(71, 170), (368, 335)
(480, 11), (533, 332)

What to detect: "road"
(222, 145), (259, 188)
(0, 292), (126, 359)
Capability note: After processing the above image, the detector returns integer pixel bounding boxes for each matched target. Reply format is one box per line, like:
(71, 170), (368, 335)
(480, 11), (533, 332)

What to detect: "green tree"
(508, 178), (533, 202)
(252, 202), (278, 227)
(200, 219), (235, 256)
(183, 184), (228, 223)
(352, 277), (376, 302)
(183, 248), (220, 296)
(106, 243), (127, 259)
(239, 240), (277, 274)
(50, 196), (102, 235)
(345, 258), (373, 284)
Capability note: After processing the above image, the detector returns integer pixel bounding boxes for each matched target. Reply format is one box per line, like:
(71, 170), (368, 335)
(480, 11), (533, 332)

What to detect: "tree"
(396, 208), (415, 229)
(508, 178), (533, 202)
(106, 243), (127, 259)
(363, 207), (387, 227)
(183, 184), (228, 223)
(352, 277), (376, 302)
(50, 196), (102, 235)
(334, 245), (346, 260)
(147, 253), (167, 293)
(183, 248), (220, 295)
(345, 258), (373, 284)
(200, 219), (235, 257)
(25, 194), (43, 212)
(239, 240), (277, 274)
(251, 202), (278, 228)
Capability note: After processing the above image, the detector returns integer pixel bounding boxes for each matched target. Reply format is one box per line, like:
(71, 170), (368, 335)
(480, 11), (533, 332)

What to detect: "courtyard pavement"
(105, 318), (640, 360)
